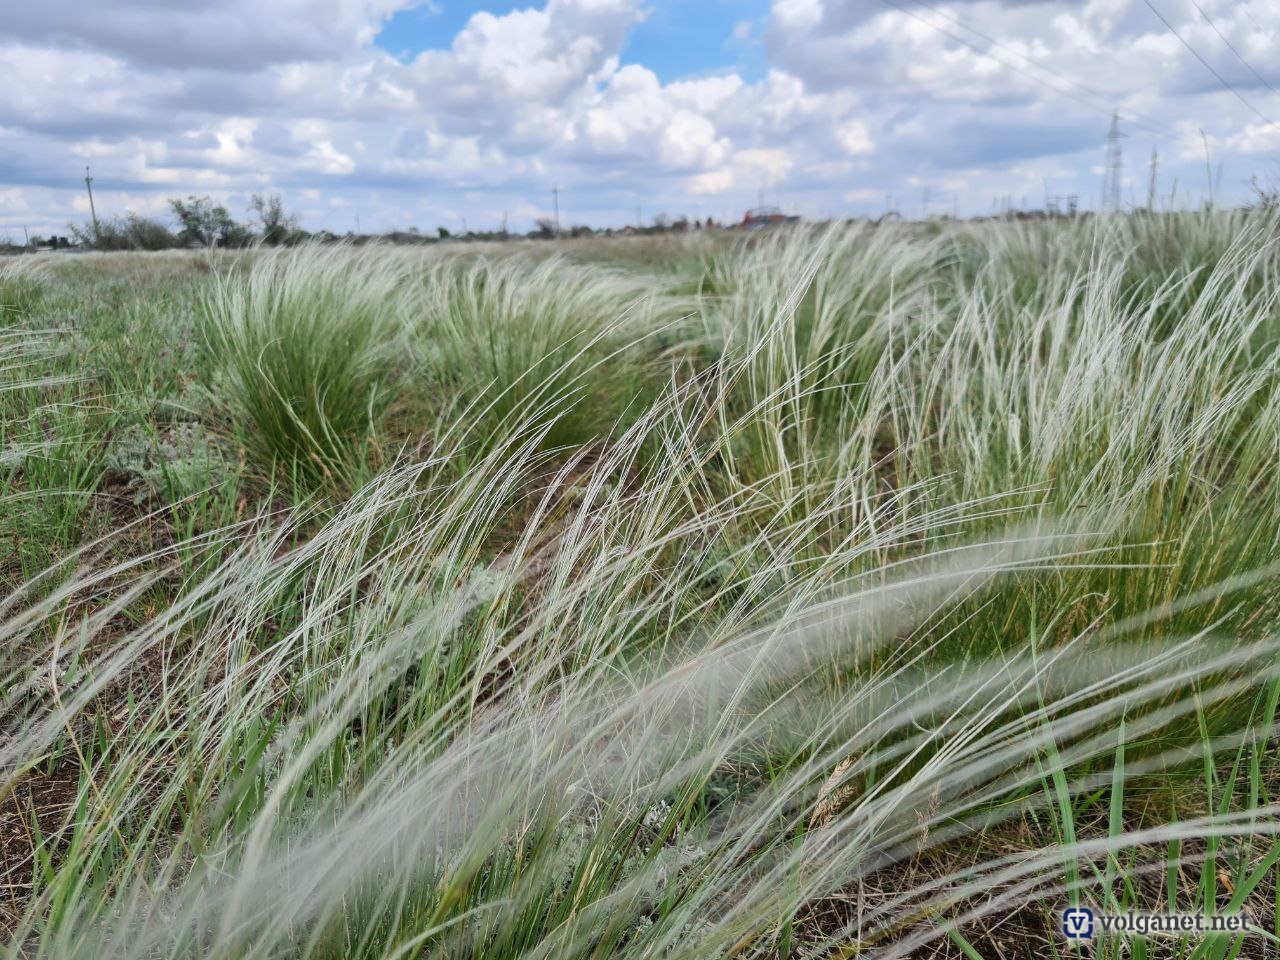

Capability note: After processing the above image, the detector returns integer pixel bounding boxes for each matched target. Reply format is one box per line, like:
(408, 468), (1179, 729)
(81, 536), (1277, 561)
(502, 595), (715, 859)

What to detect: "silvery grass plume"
(696, 222), (941, 502)
(0, 330), (72, 399)
(0, 257), (53, 319)
(6, 213), (1280, 959)
(10, 510), (1279, 959)
(4, 397), (1276, 959)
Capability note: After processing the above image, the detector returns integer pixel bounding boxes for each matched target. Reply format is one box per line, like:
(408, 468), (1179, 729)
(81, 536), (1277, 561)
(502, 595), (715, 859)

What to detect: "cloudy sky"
(2, 0), (1279, 238)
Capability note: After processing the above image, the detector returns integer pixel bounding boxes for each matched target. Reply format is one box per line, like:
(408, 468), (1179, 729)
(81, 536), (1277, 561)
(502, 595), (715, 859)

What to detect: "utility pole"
(1048, 194), (1080, 217)
(501, 211), (508, 236)
(1200, 129), (1215, 211)
(552, 185), (561, 235)
(1147, 147), (1159, 212)
(1102, 110), (1125, 215)
(83, 166), (99, 238)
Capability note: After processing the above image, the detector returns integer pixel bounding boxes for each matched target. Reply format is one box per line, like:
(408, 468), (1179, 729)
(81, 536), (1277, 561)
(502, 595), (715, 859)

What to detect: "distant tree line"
(14, 195), (737, 255)
(62, 193), (309, 251)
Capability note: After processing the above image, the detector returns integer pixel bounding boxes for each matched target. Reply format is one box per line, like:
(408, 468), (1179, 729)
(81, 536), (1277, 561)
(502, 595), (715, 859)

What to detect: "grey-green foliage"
(105, 421), (230, 503)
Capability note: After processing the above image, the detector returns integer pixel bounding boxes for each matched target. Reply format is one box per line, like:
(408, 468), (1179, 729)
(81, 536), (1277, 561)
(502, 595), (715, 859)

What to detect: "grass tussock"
(5, 212), (1280, 958)
(414, 254), (690, 451)
(201, 244), (413, 491)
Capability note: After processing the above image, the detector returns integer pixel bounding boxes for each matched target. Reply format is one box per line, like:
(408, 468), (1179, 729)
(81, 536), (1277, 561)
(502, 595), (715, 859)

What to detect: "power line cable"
(1140, 0), (1280, 128)
(1188, 0), (1280, 98)
(881, 0), (1179, 140)
(870, 0), (1187, 144)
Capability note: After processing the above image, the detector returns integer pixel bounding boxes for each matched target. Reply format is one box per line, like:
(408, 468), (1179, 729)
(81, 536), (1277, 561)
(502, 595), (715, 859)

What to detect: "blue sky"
(376, 1), (772, 82)
(1, 0), (1279, 238)
(377, 2), (529, 61)
(616, 1), (770, 83)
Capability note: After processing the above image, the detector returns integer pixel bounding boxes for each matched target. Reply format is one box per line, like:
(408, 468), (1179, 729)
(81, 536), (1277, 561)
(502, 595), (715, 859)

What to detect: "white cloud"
(2, 0), (422, 71)
(688, 147), (795, 195)
(0, 189), (31, 213)
(836, 120), (874, 157)
(569, 66), (733, 172)
(2, 0), (1279, 236)
(772, 0), (824, 32)
(211, 119), (259, 166)
(289, 121), (357, 175)
(688, 169), (736, 195)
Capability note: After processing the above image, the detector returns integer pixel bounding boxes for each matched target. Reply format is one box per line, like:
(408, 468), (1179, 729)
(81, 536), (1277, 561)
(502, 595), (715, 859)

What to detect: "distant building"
(736, 206), (801, 231)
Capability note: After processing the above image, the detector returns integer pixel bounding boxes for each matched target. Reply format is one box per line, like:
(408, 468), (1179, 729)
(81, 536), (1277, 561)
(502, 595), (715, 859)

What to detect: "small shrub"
(70, 214), (179, 251)
(105, 421), (231, 504)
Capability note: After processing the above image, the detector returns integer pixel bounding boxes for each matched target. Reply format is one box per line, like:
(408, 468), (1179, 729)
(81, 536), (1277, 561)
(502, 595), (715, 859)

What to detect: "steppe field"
(6, 212), (1280, 958)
